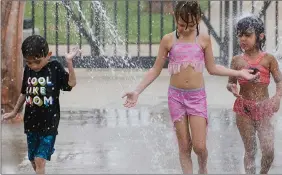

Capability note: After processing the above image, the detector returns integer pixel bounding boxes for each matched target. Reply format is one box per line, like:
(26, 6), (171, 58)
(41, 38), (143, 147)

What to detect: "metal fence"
(24, 0), (281, 68)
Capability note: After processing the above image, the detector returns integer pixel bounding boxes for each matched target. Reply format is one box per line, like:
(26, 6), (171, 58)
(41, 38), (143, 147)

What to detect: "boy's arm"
(269, 55), (282, 98)
(66, 60), (76, 87)
(64, 47), (81, 88)
(11, 94), (26, 114)
(12, 66), (28, 114)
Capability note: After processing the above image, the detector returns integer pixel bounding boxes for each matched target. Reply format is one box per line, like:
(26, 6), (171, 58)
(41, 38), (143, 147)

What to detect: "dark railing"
(23, 0), (280, 68)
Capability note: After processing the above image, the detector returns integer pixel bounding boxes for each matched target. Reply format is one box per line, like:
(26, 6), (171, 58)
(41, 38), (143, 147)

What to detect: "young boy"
(2, 35), (81, 174)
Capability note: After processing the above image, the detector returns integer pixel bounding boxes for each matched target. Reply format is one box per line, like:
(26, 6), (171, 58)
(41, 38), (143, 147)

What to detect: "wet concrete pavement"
(2, 69), (282, 174)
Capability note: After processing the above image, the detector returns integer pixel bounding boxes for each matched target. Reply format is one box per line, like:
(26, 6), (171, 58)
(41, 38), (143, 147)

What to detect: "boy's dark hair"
(236, 15), (266, 50)
(174, 1), (201, 38)
(21, 35), (49, 59)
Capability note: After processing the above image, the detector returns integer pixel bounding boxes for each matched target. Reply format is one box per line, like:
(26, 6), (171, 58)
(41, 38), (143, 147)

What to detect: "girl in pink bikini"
(123, 1), (258, 174)
(227, 15), (282, 174)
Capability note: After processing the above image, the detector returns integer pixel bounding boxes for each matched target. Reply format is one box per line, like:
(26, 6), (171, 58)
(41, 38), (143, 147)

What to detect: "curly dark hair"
(236, 15), (266, 50)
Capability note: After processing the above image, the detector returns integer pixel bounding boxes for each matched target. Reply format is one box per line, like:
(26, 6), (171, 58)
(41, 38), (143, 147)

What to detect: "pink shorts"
(168, 85), (208, 123)
(233, 98), (275, 120)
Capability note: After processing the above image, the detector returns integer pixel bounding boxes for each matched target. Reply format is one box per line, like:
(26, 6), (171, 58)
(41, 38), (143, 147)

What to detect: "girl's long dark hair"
(174, 1), (201, 39)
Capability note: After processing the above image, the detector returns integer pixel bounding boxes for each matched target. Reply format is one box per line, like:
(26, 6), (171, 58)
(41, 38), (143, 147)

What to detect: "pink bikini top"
(238, 52), (270, 85)
(168, 31), (205, 75)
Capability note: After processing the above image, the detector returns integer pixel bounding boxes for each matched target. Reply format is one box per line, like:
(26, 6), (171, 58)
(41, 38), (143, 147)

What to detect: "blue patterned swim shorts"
(26, 132), (56, 161)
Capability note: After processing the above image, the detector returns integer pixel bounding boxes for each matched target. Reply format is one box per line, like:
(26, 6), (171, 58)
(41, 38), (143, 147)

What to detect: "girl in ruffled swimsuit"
(123, 1), (258, 174)
(227, 16), (282, 174)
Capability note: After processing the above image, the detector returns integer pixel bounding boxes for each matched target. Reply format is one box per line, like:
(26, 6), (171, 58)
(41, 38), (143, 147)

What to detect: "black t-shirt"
(21, 60), (72, 135)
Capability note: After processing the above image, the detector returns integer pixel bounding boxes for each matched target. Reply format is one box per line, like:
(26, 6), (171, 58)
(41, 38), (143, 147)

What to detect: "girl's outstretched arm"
(203, 34), (257, 80)
(133, 34), (170, 95)
(227, 56), (239, 89)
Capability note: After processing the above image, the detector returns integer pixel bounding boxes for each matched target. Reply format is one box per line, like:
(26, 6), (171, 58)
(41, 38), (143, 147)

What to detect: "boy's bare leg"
(34, 157), (46, 174)
(30, 161), (36, 171)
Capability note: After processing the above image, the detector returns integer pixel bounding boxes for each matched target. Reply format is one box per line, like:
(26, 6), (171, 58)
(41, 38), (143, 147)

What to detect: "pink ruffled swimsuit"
(167, 31), (208, 123)
(168, 31), (205, 74)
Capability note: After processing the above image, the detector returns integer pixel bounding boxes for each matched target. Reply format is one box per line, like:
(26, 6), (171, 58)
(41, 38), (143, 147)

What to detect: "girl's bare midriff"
(169, 66), (205, 89)
(240, 83), (269, 101)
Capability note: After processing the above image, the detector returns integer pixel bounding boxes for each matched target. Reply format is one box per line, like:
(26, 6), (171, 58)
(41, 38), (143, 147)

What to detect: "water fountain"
(62, 1), (133, 68)
(60, 0), (148, 97)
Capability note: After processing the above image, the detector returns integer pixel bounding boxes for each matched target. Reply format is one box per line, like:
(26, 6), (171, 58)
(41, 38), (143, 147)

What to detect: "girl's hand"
(239, 69), (260, 81)
(122, 91), (139, 108)
(270, 95), (281, 112)
(227, 83), (241, 98)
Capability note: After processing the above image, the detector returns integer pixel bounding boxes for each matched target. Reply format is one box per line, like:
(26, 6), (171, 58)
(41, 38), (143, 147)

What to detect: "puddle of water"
(2, 107), (282, 174)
